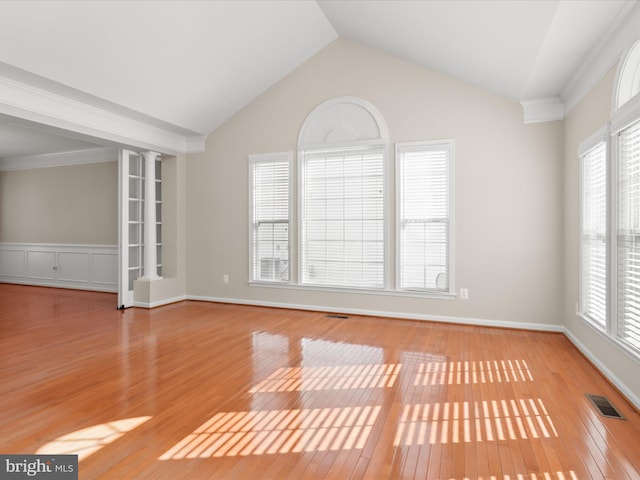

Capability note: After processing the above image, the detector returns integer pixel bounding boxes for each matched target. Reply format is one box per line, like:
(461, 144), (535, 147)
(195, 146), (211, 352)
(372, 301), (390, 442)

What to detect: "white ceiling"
(319, 0), (633, 100)
(0, 0), (637, 160)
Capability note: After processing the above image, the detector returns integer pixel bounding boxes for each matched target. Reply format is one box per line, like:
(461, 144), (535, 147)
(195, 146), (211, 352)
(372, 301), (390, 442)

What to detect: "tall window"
(249, 153), (291, 283)
(298, 97), (388, 289)
(616, 119), (640, 350)
(249, 97), (458, 297)
(578, 40), (640, 358)
(300, 146), (384, 288)
(580, 140), (607, 329)
(397, 141), (453, 292)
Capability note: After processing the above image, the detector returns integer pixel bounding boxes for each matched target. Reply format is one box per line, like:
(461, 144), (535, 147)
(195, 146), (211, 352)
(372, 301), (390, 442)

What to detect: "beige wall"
(564, 67), (640, 404)
(186, 39), (564, 328)
(0, 161), (117, 244)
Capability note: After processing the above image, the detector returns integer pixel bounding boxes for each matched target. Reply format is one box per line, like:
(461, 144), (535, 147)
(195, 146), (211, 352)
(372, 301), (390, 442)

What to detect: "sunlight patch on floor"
(394, 398), (557, 446)
(159, 405), (381, 459)
(36, 416), (152, 460)
(414, 360), (533, 386)
(435, 473), (577, 480)
(250, 363), (401, 392)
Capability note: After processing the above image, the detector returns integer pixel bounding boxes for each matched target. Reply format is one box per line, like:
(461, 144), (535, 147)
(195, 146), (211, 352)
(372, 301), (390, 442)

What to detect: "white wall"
(185, 39), (564, 329)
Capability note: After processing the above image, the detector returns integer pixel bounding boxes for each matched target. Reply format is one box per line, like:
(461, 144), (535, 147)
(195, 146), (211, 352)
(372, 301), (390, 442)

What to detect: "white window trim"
(578, 126), (609, 331)
(395, 140), (455, 296)
(248, 151), (292, 285)
(578, 125), (609, 156)
(248, 279), (456, 300)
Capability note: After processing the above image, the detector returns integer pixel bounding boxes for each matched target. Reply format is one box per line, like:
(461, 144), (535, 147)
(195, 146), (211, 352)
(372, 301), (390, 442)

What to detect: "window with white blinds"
(299, 146), (385, 288)
(249, 153), (291, 283)
(580, 141), (607, 329)
(397, 141), (452, 292)
(617, 119), (640, 350)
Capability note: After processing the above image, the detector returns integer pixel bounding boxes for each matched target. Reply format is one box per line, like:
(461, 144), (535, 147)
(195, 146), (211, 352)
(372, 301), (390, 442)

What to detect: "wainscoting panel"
(57, 252), (90, 283)
(92, 253), (119, 286)
(0, 243), (117, 292)
(0, 249), (25, 277)
(26, 250), (57, 279)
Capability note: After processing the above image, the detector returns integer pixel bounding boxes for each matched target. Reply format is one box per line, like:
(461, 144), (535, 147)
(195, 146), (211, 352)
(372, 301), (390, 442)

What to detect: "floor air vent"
(586, 394), (626, 419)
(326, 314), (349, 319)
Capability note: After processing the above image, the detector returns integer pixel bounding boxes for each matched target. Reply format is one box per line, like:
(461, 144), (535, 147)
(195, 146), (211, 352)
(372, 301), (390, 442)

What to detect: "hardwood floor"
(1, 284), (639, 479)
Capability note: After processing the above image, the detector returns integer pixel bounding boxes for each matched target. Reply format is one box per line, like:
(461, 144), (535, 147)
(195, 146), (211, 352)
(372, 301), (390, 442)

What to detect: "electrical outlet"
(223, 274), (229, 284)
(460, 288), (469, 300)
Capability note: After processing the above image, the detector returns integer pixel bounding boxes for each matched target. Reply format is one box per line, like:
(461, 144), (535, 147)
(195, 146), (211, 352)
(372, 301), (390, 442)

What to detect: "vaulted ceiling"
(0, 0), (638, 159)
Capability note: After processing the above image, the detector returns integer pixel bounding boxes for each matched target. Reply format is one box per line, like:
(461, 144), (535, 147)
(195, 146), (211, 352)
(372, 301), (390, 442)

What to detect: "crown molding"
(562, 1), (640, 116)
(520, 97), (564, 123)
(0, 147), (118, 171)
(0, 75), (206, 155)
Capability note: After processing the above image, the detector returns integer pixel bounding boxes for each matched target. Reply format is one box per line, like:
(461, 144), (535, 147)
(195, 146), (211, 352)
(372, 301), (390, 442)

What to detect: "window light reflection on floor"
(250, 363), (401, 393)
(414, 360), (533, 386)
(159, 405), (381, 460)
(36, 416), (152, 460)
(394, 398), (557, 446)
(434, 473), (578, 480)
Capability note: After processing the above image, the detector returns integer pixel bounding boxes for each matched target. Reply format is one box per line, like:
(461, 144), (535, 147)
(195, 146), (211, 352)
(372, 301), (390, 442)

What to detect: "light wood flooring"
(1, 284), (639, 479)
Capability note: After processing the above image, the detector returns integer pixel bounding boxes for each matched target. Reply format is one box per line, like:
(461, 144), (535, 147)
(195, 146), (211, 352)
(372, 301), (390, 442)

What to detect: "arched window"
(298, 97), (388, 288)
(614, 40), (640, 110)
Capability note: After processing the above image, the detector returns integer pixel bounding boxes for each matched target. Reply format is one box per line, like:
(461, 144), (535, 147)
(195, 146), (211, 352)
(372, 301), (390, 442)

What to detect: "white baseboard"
(0, 278), (116, 293)
(134, 295), (187, 309)
(563, 328), (640, 411)
(185, 294), (564, 333)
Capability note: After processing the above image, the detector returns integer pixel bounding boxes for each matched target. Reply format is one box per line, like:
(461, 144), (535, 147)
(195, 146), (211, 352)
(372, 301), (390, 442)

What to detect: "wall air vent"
(326, 314), (349, 319)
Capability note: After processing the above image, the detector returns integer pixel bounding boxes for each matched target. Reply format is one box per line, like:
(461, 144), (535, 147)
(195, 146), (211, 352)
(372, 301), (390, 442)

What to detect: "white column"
(142, 151), (161, 279)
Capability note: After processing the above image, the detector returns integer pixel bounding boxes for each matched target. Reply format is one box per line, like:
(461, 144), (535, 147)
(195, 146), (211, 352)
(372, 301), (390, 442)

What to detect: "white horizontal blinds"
(398, 144), (450, 291)
(617, 119), (640, 350)
(251, 155), (290, 282)
(580, 141), (607, 329)
(300, 146), (384, 288)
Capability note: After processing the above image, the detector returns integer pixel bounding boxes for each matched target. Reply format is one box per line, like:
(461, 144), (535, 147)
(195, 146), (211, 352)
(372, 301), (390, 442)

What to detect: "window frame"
(578, 127), (609, 331)
(395, 140), (455, 295)
(248, 152), (292, 284)
(298, 142), (387, 290)
(296, 96), (390, 292)
(613, 118), (640, 353)
(576, 40), (640, 360)
(249, 96), (458, 300)
(577, 121), (640, 360)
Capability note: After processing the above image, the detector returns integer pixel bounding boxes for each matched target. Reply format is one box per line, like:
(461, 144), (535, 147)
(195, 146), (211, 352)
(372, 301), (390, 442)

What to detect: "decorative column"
(142, 151), (161, 279)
